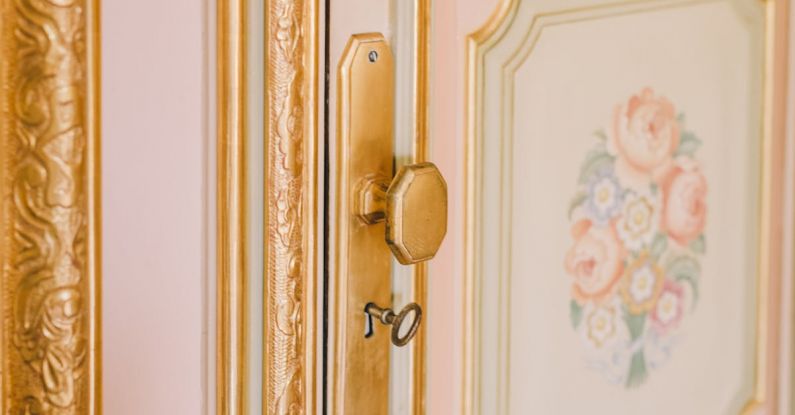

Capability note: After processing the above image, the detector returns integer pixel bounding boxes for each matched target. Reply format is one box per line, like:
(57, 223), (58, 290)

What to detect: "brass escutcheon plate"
(332, 33), (394, 414)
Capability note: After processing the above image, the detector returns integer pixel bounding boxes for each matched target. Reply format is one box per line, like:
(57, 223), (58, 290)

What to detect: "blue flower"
(585, 169), (623, 224)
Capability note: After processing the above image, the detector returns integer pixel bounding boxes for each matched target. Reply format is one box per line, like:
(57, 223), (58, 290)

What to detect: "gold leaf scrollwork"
(267, 0), (310, 413)
(2, 0), (91, 413)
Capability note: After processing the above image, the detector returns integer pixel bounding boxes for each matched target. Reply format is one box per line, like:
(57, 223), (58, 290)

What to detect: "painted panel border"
(463, 0), (791, 414)
(0, 0), (102, 413)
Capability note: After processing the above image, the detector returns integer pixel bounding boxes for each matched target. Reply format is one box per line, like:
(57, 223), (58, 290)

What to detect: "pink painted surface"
(427, 0), (499, 413)
(102, 1), (206, 414)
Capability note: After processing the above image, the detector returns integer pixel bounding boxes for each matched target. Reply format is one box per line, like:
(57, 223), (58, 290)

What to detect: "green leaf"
(666, 255), (700, 277)
(666, 256), (701, 306)
(593, 129), (608, 141)
(650, 233), (668, 259)
(674, 131), (702, 157)
(568, 191), (587, 219)
(624, 309), (646, 341)
(626, 350), (648, 388)
(570, 300), (583, 329)
(650, 183), (659, 195)
(689, 234), (706, 254)
(578, 146), (615, 185)
(677, 113), (686, 123)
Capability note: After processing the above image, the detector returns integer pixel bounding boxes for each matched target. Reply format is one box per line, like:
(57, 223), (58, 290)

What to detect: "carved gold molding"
(264, 0), (318, 414)
(0, 0), (101, 414)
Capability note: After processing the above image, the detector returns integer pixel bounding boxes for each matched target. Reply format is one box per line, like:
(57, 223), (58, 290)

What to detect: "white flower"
(617, 190), (659, 251)
(586, 307), (616, 348)
(654, 291), (679, 325)
(628, 264), (656, 304)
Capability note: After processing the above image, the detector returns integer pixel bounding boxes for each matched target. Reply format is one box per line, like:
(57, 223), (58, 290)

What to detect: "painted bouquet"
(565, 88), (708, 387)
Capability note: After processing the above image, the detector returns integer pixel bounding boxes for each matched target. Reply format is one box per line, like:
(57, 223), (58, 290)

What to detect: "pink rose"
(611, 88), (680, 183)
(650, 280), (685, 333)
(660, 163), (707, 245)
(565, 219), (626, 304)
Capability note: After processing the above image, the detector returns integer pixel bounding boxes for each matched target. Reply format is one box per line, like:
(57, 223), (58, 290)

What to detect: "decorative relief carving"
(2, 0), (91, 413)
(266, 0), (310, 413)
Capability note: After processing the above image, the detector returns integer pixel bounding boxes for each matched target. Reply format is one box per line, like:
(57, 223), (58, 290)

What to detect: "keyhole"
(364, 310), (375, 338)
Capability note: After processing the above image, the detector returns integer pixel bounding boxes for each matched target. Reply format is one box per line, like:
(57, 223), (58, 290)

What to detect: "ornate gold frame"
(217, 0), (321, 413)
(263, 0), (318, 414)
(217, 0), (319, 413)
(463, 0), (790, 414)
(0, 0), (102, 413)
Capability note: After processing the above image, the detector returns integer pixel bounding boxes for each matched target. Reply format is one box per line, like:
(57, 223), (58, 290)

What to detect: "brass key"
(364, 302), (422, 347)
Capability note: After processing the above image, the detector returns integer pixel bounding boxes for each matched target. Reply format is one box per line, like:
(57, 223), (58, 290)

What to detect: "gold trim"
(412, 1), (431, 413)
(263, 0), (318, 414)
(1, 0), (102, 413)
(217, 0), (248, 413)
(464, 0), (789, 413)
(743, 1), (789, 413)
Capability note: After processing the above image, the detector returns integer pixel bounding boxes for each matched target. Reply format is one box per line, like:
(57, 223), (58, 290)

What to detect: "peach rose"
(565, 219), (625, 304)
(611, 88), (680, 183)
(660, 163), (707, 245)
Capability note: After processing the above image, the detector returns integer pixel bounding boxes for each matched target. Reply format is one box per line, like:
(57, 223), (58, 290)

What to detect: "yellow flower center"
(598, 188), (610, 203)
(662, 298), (673, 313)
(633, 210), (646, 225)
(595, 317), (606, 330)
(636, 275), (648, 291)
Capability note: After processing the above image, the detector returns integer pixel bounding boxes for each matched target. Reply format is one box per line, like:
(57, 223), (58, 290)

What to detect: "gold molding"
(217, 0), (248, 413)
(263, 0), (318, 414)
(743, 1), (790, 413)
(464, 0), (790, 414)
(412, 0), (431, 413)
(0, 0), (102, 413)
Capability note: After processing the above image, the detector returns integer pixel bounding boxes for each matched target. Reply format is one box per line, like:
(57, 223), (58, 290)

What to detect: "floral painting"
(565, 88), (708, 387)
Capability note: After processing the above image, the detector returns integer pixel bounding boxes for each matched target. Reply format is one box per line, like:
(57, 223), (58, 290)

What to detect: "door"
(249, 0), (795, 414)
(453, 0), (795, 414)
(317, 0), (795, 414)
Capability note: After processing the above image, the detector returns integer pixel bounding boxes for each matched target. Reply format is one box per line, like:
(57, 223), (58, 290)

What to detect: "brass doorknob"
(356, 162), (448, 265)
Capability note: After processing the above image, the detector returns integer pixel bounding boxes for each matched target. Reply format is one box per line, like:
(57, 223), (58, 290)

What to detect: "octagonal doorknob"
(356, 162), (448, 265)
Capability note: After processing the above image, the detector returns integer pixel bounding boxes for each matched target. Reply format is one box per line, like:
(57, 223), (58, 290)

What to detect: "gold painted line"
(217, 0), (249, 413)
(462, 2), (520, 412)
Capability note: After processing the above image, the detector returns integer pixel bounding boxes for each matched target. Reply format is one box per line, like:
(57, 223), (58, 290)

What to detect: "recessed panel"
(472, 1), (765, 413)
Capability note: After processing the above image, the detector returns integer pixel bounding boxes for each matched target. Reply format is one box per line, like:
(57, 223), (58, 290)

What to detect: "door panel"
(461, 0), (791, 414)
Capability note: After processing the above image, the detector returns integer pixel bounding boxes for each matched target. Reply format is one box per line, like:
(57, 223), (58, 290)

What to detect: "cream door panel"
(466, 0), (779, 413)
